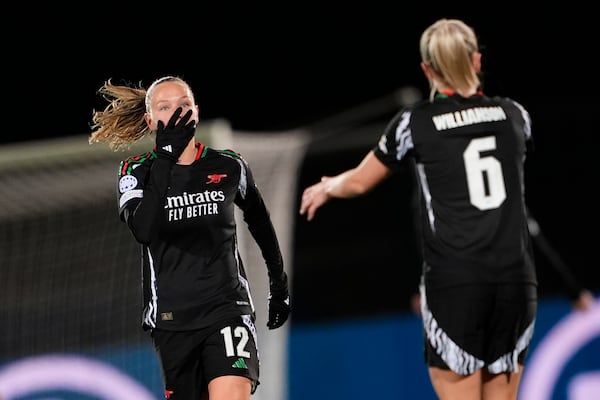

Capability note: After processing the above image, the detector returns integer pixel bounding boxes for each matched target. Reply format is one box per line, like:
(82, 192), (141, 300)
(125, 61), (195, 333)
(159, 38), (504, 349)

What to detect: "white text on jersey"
(432, 106), (506, 131)
(165, 191), (225, 208)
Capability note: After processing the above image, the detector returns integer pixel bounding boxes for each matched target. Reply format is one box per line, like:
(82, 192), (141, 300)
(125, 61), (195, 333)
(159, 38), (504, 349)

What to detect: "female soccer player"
(300, 18), (536, 399)
(90, 76), (290, 400)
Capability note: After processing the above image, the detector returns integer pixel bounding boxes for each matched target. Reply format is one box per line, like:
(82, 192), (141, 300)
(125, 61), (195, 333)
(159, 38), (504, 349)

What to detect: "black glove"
(155, 107), (196, 162)
(267, 271), (290, 329)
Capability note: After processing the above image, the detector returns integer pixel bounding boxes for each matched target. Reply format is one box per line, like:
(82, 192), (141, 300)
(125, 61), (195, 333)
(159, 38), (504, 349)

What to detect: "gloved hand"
(267, 271), (290, 329)
(155, 107), (196, 162)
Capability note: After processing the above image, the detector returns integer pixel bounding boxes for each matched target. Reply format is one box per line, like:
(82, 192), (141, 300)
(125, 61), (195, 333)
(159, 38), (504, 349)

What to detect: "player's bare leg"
(207, 375), (252, 400)
(429, 367), (482, 400)
(481, 366), (523, 400)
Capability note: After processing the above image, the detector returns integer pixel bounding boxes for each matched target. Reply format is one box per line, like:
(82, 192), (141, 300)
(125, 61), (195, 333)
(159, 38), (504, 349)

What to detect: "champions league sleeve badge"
(119, 175), (138, 193)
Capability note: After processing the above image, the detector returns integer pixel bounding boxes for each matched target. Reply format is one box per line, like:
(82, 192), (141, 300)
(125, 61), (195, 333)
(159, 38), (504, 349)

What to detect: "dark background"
(5, 4), (598, 320)
(6, 5), (596, 143)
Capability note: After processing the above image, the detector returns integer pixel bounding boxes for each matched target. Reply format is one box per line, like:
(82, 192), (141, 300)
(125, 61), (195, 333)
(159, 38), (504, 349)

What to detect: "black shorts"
(151, 315), (260, 400)
(420, 281), (537, 375)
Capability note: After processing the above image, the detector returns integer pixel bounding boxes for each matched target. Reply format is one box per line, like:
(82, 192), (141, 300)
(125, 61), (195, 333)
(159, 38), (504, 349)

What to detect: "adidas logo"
(232, 358), (248, 369)
(162, 144), (173, 153)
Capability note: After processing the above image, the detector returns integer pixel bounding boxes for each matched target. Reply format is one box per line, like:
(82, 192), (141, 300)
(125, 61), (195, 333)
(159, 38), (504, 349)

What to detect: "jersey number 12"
(221, 325), (251, 358)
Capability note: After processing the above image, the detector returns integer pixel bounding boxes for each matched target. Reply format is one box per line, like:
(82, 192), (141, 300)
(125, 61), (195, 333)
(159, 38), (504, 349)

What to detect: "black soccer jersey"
(373, 92), (537, 289)
(117, 143), (284, 330)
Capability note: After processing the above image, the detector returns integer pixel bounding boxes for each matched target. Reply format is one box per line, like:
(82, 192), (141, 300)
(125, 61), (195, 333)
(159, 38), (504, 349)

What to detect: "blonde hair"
(419, 19), (480, 101)
(89, 76), (188, 151)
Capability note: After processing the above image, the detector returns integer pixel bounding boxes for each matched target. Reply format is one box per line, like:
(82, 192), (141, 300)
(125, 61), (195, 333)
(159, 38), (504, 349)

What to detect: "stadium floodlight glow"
(519, 299), (600, 400)
(0, 354), (156, 400)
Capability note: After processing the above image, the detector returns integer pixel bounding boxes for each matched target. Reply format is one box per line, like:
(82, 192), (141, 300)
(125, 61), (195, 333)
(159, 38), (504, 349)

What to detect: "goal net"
(0, 121), (309, 400)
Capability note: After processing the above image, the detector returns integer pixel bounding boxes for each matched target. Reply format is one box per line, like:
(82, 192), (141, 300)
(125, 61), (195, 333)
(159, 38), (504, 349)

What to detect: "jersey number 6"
(463, 136), (506, 211)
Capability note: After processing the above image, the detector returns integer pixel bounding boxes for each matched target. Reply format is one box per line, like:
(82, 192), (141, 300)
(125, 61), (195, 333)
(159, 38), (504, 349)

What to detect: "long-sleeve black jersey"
(373, 92), (537, 290)
(117, 142), (284, 331)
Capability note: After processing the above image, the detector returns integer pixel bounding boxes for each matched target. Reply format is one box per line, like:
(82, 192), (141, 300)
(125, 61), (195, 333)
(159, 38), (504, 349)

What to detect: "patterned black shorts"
(420, 282), (537, 375)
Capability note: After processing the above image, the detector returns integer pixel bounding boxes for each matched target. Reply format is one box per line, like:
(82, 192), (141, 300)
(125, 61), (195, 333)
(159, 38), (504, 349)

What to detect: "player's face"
(146, 81), (199, 130)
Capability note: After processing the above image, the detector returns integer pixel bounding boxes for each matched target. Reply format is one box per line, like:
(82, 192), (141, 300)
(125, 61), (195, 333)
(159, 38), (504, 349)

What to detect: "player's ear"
(472, 51), (482, 73)
(144, 112), (156, 130)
